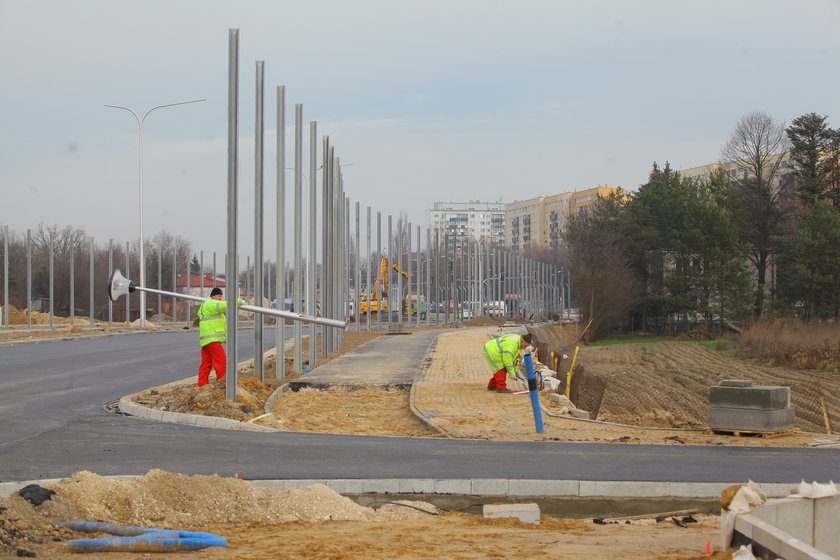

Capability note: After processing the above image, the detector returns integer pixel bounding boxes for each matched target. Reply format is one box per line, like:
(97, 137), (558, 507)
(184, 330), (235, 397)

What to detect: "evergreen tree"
(775, 202), (840, 319)
(786, 112), (833, 205)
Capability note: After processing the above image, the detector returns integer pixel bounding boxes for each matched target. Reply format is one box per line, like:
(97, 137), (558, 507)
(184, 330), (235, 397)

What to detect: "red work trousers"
(198, 341), (227, 387)
(487, 368), (509, 391)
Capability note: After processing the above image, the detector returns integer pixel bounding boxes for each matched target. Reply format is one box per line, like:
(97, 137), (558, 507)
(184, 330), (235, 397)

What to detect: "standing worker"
(197, 287), (241, 387)
(483, 332), (532, 393)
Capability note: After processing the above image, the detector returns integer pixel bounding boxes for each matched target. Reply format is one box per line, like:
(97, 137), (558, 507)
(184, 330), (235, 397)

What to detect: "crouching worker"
(197, 287), (242, 387)
(483, 332), (532, 393)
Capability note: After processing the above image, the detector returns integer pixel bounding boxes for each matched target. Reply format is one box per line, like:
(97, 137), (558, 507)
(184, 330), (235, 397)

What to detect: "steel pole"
(275, 85), (286, 379)
(293, 104), (303, 371)
(366, 206), (371, 331)
(27, 230), (32, 328)
(254, 60), (265, 381)
(49, 234), (54, 328)
(89, 237), (94, 326)
(308, 121), (317, 366)
(226, 28), (240, 400)
(70, 242), (75, 326)
(2, 226), (7, 328)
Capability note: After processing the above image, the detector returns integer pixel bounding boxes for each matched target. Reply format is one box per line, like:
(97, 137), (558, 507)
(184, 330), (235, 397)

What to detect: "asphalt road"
(1, 330), (838, 484)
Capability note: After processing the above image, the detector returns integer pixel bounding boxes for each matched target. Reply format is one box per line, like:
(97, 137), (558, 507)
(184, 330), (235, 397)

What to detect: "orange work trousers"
(487, 368), (509, 391)
(198, 341), (227, 387)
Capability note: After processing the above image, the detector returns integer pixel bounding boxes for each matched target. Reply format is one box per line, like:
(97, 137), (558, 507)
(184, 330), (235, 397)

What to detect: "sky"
(2, 0), (839, 262)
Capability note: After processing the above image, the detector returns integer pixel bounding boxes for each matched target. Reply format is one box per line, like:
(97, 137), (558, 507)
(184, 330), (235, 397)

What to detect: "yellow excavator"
(358, 256), (409, 315)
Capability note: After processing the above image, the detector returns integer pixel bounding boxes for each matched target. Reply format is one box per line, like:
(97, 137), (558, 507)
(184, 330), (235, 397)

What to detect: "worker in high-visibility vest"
(483, 332), (532, 393)
(197, 287), (242, 387)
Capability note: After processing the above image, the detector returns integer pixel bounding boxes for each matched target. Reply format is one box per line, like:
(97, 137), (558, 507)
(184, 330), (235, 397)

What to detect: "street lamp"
(105, 98), (206, 327)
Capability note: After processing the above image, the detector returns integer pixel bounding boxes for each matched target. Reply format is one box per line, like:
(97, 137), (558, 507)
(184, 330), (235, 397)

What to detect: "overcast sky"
(2, 0), (839, 261)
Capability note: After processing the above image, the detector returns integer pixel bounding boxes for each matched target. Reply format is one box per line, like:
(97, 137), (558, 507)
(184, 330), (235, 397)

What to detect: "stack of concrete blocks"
(733, 494), (839, 560)
(708, 379), (795, 433)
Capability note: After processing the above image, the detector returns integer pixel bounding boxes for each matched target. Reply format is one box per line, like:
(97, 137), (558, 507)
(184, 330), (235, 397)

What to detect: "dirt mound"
(132, 377), (275, 421)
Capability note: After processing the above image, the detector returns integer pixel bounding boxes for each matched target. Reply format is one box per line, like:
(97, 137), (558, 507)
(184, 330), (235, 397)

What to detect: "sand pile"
(31, 469), (439, 527)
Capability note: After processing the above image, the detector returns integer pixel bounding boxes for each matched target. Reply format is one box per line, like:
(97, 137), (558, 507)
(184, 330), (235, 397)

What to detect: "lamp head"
(108, 269), (136, 302)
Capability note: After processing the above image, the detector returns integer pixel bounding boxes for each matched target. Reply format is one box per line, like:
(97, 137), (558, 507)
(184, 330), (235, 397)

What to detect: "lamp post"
(105, 98), (206, 327)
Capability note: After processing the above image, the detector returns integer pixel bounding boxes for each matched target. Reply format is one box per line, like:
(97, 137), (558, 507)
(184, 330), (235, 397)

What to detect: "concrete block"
(814, 495), (840, 558)
(159, 411), (180, 424)
(765, 498), (814, 545)
(777, 538), (833, 560)
(398, 479), (436, 494)
(471, 478), (509, 496)
(708, 406), (794, 432)
(483, 502), (540, 524)
(362, 479), (401, 494)
(508, 479), (579, 497)
(326, 479), (367, 494)
(193, 415), (216, 427)
(433, 479), (471, 495)
(282, 479), (325, 489)
(748, 516), (783, 555)
(709, 385), (790, 410)
(579, 480), (668, 498)
(720, 379), (753, 387)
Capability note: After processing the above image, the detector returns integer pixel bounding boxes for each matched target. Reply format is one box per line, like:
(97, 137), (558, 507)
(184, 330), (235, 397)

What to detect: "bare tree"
(720, 112), (794, 317)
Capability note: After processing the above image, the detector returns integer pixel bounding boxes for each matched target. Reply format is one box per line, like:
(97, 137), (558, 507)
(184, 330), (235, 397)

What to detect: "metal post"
(2, 226), (7, 328)
(321, 137), (330, 358)
(108, 239), (113, 327)
(376, 211), (381, 330)
(354, 201), (360, 331)
(293, 103), (303, 372)
(366, 206), (371, 331)
(275, 86), (286, 379)
(89, 237), (94, 326)
(27, 230), (32, 328)
(49, 234), (55, 328)
(225, 27), (240, 401)
(254, 60), (265, 381)
(308, 121), (317, 367)
(70, 241), (75, 326)
(125, 241), (130, 324)
(157, 241), (163, 318)
(171, 247), (176, 325)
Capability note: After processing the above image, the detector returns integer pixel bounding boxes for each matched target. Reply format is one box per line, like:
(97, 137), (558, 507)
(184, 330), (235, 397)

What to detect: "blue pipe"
(59, 521), (227, 552)
(523, 353), (544, 433)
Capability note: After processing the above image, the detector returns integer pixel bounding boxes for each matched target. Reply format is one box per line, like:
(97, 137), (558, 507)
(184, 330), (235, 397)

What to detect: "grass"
(736, 318), (840, 371)
(591, 320), (840, 371)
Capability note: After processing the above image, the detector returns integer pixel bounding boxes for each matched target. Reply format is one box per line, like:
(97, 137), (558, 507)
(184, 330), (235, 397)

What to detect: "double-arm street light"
(105, 98), (206, 327)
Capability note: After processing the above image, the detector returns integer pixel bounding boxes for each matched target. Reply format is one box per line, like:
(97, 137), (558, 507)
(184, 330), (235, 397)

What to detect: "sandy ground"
(1, 470), (724, 560)
(2, 318), (835, 559)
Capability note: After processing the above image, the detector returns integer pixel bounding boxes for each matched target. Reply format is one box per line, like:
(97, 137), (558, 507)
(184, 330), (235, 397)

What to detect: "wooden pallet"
(707, 428), (796, 439)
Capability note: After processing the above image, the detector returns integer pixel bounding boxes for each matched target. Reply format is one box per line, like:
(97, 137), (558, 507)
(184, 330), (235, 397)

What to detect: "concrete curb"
(0, 476), (798, 501)
(118, 395), (277, 433)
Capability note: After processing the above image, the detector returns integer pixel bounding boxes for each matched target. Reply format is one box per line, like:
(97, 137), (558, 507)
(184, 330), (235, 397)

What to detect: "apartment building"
(429, 201), (507, 251)
(505, 186), (621, 251)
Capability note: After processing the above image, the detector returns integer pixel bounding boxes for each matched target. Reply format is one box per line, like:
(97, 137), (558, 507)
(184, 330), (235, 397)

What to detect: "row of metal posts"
(0, 221), (570, 332)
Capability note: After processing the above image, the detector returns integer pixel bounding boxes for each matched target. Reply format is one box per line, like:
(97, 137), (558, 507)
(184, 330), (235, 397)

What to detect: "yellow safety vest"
(483, 334), (523, 376)
(197, 298), (238, 348)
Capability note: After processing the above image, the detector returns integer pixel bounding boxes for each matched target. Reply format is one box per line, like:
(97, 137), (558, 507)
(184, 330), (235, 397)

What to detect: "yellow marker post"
(820, 396), (833, 435)
(565, 345), (580, 399)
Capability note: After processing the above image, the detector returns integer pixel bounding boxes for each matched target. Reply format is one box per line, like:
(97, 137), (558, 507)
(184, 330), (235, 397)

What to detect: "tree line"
(562, 111), (840, 341)
(0, 226), (193, 322)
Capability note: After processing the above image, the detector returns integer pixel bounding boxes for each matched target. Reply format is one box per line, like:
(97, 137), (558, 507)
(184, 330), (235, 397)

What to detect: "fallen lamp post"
(107, 269), (346, 329)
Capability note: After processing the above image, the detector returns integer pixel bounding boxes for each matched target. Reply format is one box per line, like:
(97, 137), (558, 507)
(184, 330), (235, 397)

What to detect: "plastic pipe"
(59, 521), (227, 553)
(522, 353), (544, 434)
